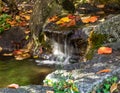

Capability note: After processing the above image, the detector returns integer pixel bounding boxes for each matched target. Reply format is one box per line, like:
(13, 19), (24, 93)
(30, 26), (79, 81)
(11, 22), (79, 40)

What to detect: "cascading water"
(35, 29), (84, 66)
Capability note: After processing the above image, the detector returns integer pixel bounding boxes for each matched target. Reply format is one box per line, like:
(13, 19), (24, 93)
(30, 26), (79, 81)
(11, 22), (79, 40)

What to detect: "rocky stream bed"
(0, 14), (119, 93)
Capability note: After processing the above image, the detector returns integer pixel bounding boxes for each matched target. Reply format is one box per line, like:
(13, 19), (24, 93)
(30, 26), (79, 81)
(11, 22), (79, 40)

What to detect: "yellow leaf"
(23, 15), (30, 20)
(0, 46), (2, 52)
(33, 55), (39, 59)
(25, 35), (29, 40)
(110, 83), (118, 93)
(56, 17), (71, 25)
(15, 15), (20, 20)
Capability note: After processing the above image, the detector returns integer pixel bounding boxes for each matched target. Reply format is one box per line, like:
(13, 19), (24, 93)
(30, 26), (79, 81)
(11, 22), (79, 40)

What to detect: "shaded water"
(0, 57), (55, 88)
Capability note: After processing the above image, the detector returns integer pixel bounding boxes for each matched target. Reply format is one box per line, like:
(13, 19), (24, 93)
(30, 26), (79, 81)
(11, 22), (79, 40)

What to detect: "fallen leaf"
(3, 53), (13, 56)
(8, 84), (19, 89)
(98, 47), (112, 54)
(48, 15), (58, 22)
(46, 90), (54, 93)
(81, 17), (90, 23)
(56, 17), (71, 25)
(96, 69), (111, 74)
(7, 20), (17, 27)
(23, 15), (30, 20)
(33, 55), (39, 59)
(25, 35), (29, 40)
(89, 16), (98, 23)
(99, 18), (105, 22)
(0, 46), (2, 52)
(24, 30), (30, 34)
(66, 19), (76, 27)
(26, 10), (33, 13)
(19, 21), (27, 26)
(82, 16), (98, 23)
(13, 50), (23, 55)
(110, 83), (118, 93)
(96, 4), (105, 8)
(67, 14), (75, 19)
(15, 53), (31, 60)
(15, 15), (20, 20)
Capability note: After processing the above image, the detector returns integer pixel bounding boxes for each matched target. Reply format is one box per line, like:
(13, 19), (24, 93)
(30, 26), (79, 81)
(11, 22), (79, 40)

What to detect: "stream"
(0, 56), (55, 88)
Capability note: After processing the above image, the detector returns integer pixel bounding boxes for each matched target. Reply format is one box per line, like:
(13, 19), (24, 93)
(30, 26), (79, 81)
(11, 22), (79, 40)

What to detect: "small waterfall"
(35, 27), (88, 65)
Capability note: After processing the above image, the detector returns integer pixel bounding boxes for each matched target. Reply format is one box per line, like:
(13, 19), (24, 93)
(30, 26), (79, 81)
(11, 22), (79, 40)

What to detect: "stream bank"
(0, 14), (119, 93)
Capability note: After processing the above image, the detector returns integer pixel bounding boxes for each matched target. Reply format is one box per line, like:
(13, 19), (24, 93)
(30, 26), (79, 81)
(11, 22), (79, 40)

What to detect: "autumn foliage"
(98, 46), (112, 54)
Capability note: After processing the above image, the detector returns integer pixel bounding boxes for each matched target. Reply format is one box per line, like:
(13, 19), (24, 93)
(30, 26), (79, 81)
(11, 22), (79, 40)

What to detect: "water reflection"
(0, 58), (55, 88)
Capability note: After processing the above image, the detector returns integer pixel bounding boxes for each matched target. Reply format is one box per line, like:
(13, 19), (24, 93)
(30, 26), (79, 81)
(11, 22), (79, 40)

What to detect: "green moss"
(85, 31), (108, 60)
(90, 32), (107, 49)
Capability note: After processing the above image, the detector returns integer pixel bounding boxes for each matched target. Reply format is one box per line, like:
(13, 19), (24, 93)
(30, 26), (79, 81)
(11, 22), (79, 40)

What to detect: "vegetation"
(94, 76), (118, 93)
(0, 14), (11, 34)
(0, 0), (120, 92)
(44, 73), (79, 93)
(84, 30), (107, 60)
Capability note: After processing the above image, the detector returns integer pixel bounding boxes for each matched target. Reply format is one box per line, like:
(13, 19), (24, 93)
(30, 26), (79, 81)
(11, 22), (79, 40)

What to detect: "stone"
(44, 14), (120, 93)
(0, 26), (27, 53)
(0, 85), (54, 93)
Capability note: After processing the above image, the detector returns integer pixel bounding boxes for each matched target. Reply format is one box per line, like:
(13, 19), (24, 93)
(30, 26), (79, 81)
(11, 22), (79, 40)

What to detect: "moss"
(89, 31), (107, 49)
(84, 30), (108, 60)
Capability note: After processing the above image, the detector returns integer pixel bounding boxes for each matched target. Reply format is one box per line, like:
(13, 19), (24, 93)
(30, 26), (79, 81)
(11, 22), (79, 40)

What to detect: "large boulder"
(0, 27), (27, 54)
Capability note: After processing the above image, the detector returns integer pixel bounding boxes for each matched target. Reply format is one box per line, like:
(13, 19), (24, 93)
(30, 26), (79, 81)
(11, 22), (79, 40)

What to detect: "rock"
(0, 27), (27, 53)
(0, 85), (54, 93)
(44, 14), (120, 93)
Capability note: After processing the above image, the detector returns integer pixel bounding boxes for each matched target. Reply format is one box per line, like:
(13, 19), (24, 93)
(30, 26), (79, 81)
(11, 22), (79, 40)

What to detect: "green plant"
(96, 76), (118, 93)
(44, 73), (79, 93)
(0, 14), (11, 34)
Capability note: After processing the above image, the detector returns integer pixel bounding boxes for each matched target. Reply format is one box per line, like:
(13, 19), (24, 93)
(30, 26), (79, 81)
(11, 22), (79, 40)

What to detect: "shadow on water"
(0, 56), (55, 88)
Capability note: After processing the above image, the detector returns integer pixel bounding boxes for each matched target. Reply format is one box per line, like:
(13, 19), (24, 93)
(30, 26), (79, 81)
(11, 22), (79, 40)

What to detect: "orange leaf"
(13, 50), (22, 55)
(82, 16), (98, 23)
(19, 21), (27, 26)
(81, 18), (90, 23)
(89, 16), (98, 23)
(96, 69), (111, 74)
(7, 20), (17, 26)
(67, 19), (76, 27)
(48, 15), (58, 22)
(8, 84), (19, 89)
(98, 46), (112, 54)
(23, 15), (30, 20)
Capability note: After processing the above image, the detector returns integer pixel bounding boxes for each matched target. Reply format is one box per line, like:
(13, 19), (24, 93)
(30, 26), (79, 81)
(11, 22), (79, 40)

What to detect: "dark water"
(0, 57), (55, 88)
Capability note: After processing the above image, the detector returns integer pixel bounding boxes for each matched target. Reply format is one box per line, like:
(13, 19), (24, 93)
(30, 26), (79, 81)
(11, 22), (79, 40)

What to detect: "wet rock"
(77, 3), (100, 14)
(44, 15), (120, 93)
(82, 14), (120, 43)
(0, 85), (54, 93)
(0, 27), (27, 54)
